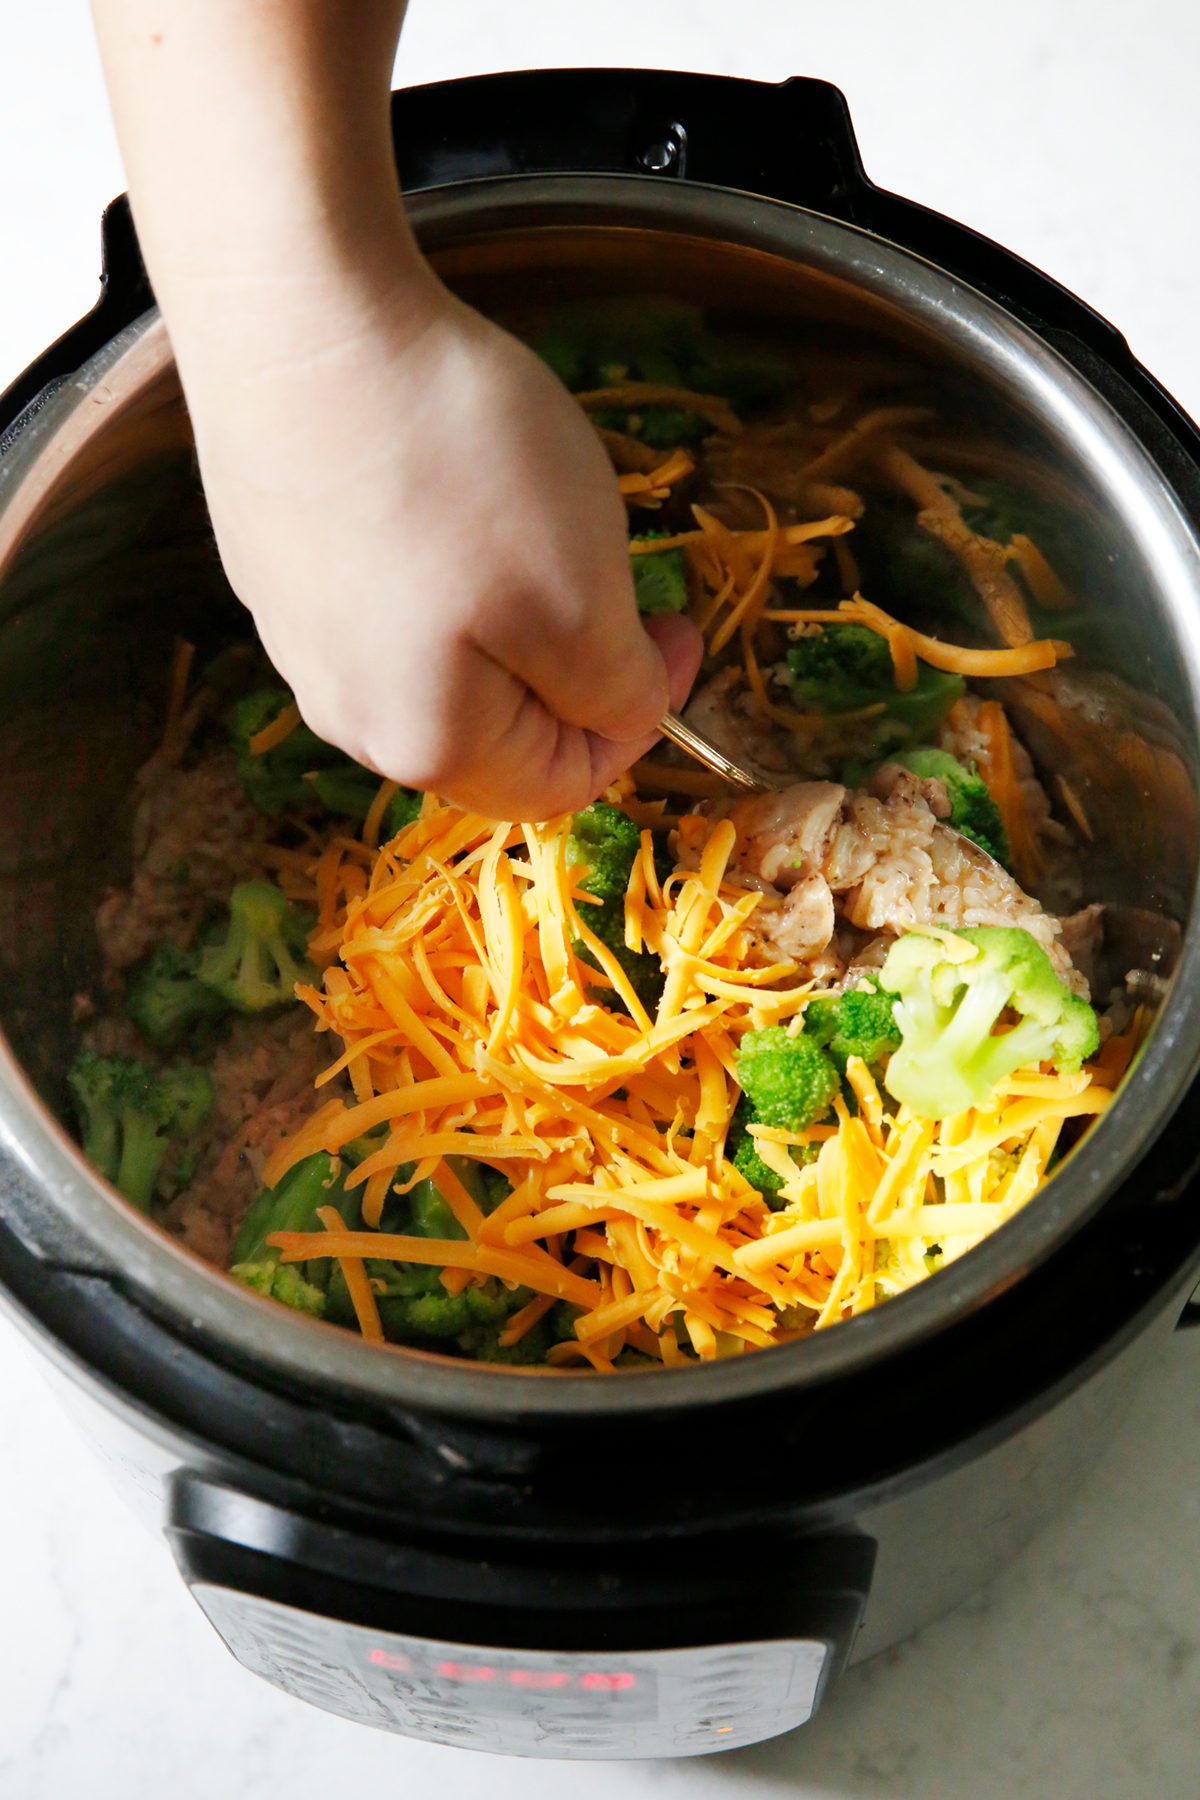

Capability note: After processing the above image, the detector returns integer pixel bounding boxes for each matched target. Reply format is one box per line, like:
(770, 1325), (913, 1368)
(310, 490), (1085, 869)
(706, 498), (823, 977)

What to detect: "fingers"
(421, 617), (702, 820)
(452, 334), (678, 747)
(294, 615), (704, 822)
(643, 613), (706, 714)
(471, 530), (672, 747)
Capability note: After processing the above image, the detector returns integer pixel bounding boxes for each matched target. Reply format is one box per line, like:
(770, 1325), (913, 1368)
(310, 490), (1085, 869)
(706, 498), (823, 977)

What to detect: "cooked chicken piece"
(723, 773), (1080, 987)
(869, 760), (952, 819)
(754, 875), (837, 960)
(681, 668), (796, 781)
(730, 781), (847, 888)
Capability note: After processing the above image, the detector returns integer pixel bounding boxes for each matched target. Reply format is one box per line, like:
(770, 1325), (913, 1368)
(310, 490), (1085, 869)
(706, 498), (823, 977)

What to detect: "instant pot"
(3, 69), (1200, 1760)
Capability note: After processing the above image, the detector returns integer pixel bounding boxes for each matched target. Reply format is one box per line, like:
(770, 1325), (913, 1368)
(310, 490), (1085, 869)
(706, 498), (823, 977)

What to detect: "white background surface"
(3, 3), (1200, 1795)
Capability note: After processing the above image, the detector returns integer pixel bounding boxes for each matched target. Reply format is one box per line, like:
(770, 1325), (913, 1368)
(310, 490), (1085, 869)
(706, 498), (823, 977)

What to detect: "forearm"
(89, 0), (426, 401)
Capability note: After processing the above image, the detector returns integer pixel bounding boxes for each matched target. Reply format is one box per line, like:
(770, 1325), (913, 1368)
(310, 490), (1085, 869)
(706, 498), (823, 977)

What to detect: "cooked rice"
(95, 750), (278, 969)
(160, 1009), (343, 1263)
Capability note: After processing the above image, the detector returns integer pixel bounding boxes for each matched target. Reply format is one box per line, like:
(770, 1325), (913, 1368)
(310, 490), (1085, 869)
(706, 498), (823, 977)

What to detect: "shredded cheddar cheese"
(260, 793), (1112, 1366)
(763, 596), (1072, 679)
(574, 383), (743, 437)
(630, 500), (855, 658)
(248, 699), (302, 756)
(617, 449), (695, 508)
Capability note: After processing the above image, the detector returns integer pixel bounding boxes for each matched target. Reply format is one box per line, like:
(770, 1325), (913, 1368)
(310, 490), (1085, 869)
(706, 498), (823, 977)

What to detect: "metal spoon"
(657, 711), (769, 796)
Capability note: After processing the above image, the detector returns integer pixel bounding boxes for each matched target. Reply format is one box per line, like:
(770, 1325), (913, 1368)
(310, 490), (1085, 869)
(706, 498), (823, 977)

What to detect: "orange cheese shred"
(248, 700), (302, 756)
(317, 1206), (384, 1342)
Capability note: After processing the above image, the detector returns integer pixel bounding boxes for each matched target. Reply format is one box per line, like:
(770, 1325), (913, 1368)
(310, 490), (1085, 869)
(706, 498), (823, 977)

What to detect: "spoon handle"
(658, 712), (767, 796)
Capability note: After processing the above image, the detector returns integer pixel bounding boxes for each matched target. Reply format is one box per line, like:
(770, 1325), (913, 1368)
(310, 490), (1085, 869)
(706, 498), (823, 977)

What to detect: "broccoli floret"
(197, 881), (314, 1013)
(590, 404), (712, 445)
(67, 1050), (121, 1181)
(725, 1095), (816, 1206)
(382, 786), (424, 838)
(803, 984), (902, 1076)
(231, 688), (349, 815)
(530, 300), (791, 412)
(378, 1277), (520, 1346)
(531, 300), (703, 392)
(230, 688), (423, 830)
(788, 622), (893, 703)
(733, 1129), (786, 1199)
(630, 542), (689, 615)
(635, 408), (712, 446)
(67, 1052), (214, 1213)
(478, 1164), (513, 1215)
(735, 1027), (840, 1133)
(734, 1143), (782, 1197)
(879, 926), (1100, 1118)
(305, 766), (424, 833)
(240, 1262), (324, 1318)
(567, 801), (641, 904)
(786, 624), (965, 748)
(957, 481), (1024, 546)
(687, 347), (793, 410)
(231, 1150), (360, 1316)
(304, 764), (381, 820)
(463, 1316), (556, 1366)
(330, 1265), (531, 1348)
(896, 748), (1011, 867)
(567, 802), (664, 1012)
(126, 942), (232, 1047)
(321, 1156), (518, 1342)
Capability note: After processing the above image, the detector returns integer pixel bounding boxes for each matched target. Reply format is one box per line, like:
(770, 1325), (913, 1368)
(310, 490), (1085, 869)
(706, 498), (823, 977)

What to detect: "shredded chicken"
(707, 775), (1084, 993)
(729, 782), (846, 888)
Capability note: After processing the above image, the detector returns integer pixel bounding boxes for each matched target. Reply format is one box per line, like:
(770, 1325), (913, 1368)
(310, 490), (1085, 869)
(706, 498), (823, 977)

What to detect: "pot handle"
(0, 196), (153, 445)
(391, 69), (875, 222)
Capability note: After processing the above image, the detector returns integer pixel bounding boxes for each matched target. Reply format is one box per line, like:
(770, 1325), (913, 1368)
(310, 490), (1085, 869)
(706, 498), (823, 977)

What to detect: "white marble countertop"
(3, 4), (1200, 1795)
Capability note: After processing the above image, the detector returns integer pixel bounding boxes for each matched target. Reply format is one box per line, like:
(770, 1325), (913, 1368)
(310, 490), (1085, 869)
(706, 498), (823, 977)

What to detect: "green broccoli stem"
(232, 1152), (356, 1266)
(115, 1107), (169, 1213)
(934, 968), (1056, 1094)
(198, 881), (314, 1013)
(930, 967), (1010, 1066)
(78, 1097), (120, 1183)
(971, 1013), (1059, 1090)
(232, 1152), (361, 1317)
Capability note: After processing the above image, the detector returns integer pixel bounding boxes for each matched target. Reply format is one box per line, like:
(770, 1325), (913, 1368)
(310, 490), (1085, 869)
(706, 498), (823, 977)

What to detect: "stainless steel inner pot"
(2, 174), (1199, 1421)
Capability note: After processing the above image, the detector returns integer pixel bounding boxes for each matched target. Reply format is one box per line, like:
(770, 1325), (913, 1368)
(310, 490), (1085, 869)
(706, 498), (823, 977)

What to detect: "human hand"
(189, 276), (702, 820)
(90, 0), (702, 821)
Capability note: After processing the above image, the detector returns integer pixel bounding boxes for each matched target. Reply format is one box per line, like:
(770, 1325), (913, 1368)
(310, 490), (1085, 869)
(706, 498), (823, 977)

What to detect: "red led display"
(368, 1651), (639, 1692)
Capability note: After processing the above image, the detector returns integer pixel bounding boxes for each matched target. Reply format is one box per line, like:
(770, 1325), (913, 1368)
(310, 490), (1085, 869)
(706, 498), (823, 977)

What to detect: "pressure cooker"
(2, 69), (1200, 1760)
